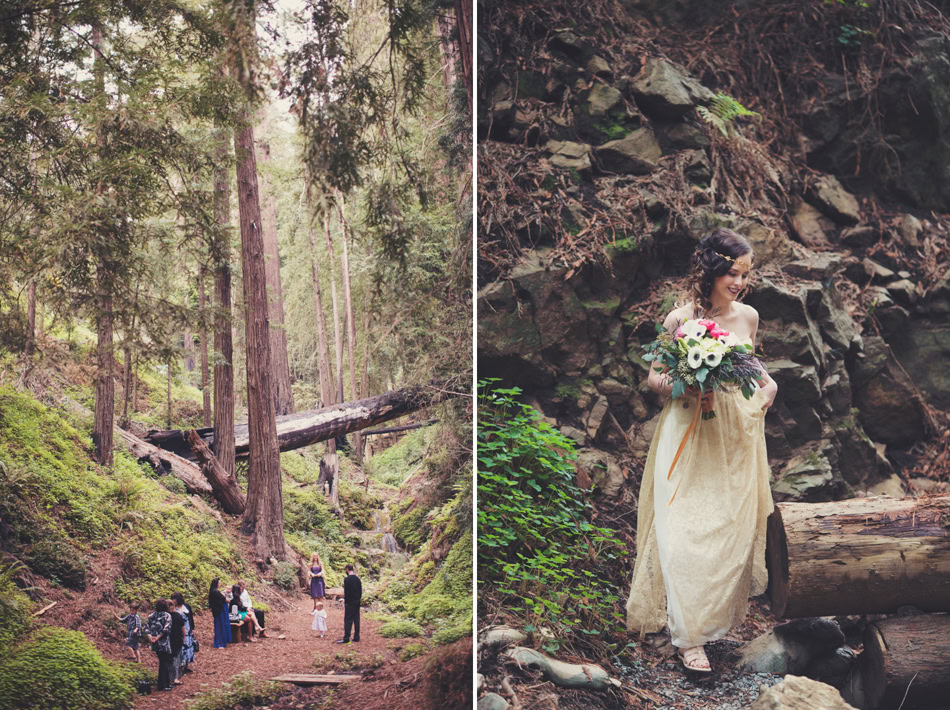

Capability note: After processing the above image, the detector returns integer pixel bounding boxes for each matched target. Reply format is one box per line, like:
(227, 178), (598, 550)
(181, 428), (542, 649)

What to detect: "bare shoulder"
(664, 304), (693, 328)
(736, 302), (759, 325)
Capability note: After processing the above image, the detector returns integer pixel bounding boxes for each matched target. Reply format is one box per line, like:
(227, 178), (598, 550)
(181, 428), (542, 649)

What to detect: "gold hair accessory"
(715, 251), (753, 266)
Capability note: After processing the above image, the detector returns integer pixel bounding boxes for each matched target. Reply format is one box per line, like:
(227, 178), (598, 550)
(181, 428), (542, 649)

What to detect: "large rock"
(783, 252), (843, 282)
(749, 675), (857, 710)
(772, 444), (849, 502)
(631, 58), (714, 119)
(587, 83), (622, 117)
(851, 336), (930, 447)
(816, 282), (858, 354)
(738, 618), (845, 675)
(477, 693), (509, 710)
(594, 128), (661, 174)
(807, 175), (861, 225)
(575, 448), (624, 497)
(545, 139), (592, 172)
(792, 201), (834, 247)
(889, 316), (950, 410)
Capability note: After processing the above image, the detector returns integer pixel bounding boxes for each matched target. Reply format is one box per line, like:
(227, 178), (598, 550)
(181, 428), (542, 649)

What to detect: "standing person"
(209, 578), (231, 649)
(172, 592), (196, 673)
(311, 601), (328, 638)
(336, 564), (361, 644)
(308, 552), (326, 610)
(145, 599), (173, 691)
(238, 580), (266, 638)
(167, 598), (185, 686)
(113, 602), (143, 663)
(625, 229), (778, 673)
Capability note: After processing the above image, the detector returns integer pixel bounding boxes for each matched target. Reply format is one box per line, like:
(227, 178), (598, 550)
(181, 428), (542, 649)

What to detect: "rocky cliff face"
(477, 0), (950, 503)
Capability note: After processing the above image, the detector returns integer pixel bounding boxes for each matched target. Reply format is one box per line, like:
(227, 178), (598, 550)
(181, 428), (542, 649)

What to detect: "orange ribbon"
(666, 392), (702, 506)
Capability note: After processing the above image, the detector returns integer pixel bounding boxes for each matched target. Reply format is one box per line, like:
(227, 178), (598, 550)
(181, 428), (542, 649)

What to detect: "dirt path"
(134, 595), (393, 709)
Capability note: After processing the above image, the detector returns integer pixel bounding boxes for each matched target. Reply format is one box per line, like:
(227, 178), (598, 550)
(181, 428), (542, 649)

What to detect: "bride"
(625, 228), (779, 673)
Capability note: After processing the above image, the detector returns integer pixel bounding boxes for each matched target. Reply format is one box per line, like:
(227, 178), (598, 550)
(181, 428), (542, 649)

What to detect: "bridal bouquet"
(642, 318), (762, 420)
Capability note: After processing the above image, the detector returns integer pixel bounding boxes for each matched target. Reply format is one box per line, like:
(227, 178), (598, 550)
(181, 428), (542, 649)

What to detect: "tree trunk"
(121, 345), (132, 426)
(857, 614), (950, 710)
(766, 496), (950, 618)
(24, 280), (36, 360)
(323, 213), (343, 509)
(166, 358), (172, 428)
(233, 103), (286, 560)
(257, 121), (294, 416)
(309, 220), (333, 407)
(145, 382), (460, 460)
(359, 306), (371, 480)
(199, 271), (211, 428)
(454, 0), (473, 115)
(363, 419), (439, 436)
(132, 358), (138, 413)
(183, 328), (196, 371)
(212, 117), (235, 479)
(185, 429), (246, 515)
(116, 427), (211, 495)
(337, 196), (362, 468)
(93, 293), (115, 467)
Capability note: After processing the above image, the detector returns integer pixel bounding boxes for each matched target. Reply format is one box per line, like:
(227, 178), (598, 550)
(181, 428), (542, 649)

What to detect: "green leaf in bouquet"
(643, 353), (655, 362)
(664, 353), (677, 368)
(672, 379), (686, 400)
(655, 323), (665, 333)
(696, 366), (709, 383)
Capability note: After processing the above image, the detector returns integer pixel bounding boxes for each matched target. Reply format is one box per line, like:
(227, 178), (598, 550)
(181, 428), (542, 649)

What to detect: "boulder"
(585, 55), (612, 77)
(559, 426), (585, 446)
(596, 377), (634, 405)
(575, 448), (625, 497)
(782, 253), (843, 282)
(822, 361), (852, 416)
(792, 201), (833, 247)
(630, 412), (660, 459)
(807, 175), (861, 225)
(851, 336), (930, 447)
(549, 31), (588, 61)
(834, 422), (892, 490)
(884, 278), (918, 306)
(839, 224), (877, 248)
(768, 359), (822, 406)
(816, 282), (858, 353)
(899, 213), (923, 247)
(683, 148), (711, 184)
(664, 121), (710, 149)
(477, 693), (509, 710)
(738, 618), (846, 675)
(594, 128), (661, 174)
(631, 58), (714, 120)
(772, 445), (847, 502)
(545, 140), (592, 172)
(749, 675), (857, 710)
(585, 395), (609, 440)
(587, 83), (622, 117)
(867, 473), (905, 498)
(888, 316), (950, 410)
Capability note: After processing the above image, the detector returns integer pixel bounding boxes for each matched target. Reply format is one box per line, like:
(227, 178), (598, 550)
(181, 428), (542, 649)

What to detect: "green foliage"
(183, 672), (283, 710)
(477, 381), (628, 644)
(0, 560), (32, 654)
(272, 562), (299, 592)
(379, 619), (424, 638)
(398, 642), (428, 661)
(0, 627), (136, 710)
(697, 93), (761, 137)
(27, 539), (88, 590)
(365, 427), (432, 487)
(432, 622), (472, 646)
(339, 482), (383, 531)
(403, 529), (472, 629)
(283, 486), (344, 540)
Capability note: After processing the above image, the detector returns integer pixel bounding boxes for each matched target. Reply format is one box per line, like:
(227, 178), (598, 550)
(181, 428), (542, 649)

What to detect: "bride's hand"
(760, 380), (778, 410)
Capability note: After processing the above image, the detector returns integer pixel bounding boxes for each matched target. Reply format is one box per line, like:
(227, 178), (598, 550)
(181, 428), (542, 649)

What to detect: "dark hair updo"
(687, 228), (753, 314)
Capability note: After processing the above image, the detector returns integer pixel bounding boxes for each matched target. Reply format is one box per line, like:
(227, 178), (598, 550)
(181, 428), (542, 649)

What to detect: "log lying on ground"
(185, 430), (246, 515)
(116, 428), (212, 495)
(144, 382), (460, 460)
(501, 647), (621, 691)
(766, 495), (950, 618)
(362, 418), (439, 436)
(857, 614), (950, 710)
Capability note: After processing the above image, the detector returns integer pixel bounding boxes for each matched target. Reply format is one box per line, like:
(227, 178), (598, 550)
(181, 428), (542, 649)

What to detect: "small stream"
(348, 506), (409, 570)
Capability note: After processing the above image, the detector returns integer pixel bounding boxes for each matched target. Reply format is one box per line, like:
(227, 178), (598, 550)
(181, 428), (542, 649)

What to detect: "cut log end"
(766, 507), (789, 618)
(860, 625), (887, 710)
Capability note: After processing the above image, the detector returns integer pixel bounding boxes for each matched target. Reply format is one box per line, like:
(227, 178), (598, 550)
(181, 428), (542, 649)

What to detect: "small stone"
(631, 58), (714, 119)
(863, 258), (895, 281)
(559, 426), (586, 445)
(839, 224), (877, 248)
(587, 83), (622, 117)
(899, 213), (922, 247)
(545, 140), (592, 172)
(586, 55), (612, 76)
(595, 128), (661, 174)
(478, 693), (510, 710)
(586, 395), (609, 439)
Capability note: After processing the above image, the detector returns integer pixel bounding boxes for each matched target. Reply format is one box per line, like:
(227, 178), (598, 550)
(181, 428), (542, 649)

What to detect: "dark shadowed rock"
(792, 201), (834, 247)
(587, 83), (622, 117)
(545, 139), (592, 172)
(807, 175), (861, 225)
(839, 224), (877, 248)
(749, 675), (857, 710)
(631, 58), (714, 119)
(783, 253), (843, 282)
(594, 128), (661, 174)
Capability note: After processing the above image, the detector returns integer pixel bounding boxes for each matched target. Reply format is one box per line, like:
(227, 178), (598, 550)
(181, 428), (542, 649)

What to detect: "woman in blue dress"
(308, 552), (326, 611)
(172, 592), (196, 670)
(208, 578), (231, 648)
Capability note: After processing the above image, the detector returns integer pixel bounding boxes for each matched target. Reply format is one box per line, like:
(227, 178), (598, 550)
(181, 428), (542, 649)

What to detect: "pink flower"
(675, 326), (686, 339)
(696, 319), (717, 331)
(710, 327), (728, 339)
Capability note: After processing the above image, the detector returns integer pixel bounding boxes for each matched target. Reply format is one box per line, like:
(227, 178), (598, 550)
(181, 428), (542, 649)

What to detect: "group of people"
(117, 593), (197, 692)
(309, 552), (362, 644)
(209, 578), (267, 648)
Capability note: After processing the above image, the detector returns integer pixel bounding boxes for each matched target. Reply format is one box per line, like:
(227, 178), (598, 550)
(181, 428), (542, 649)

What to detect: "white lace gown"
(625, 387), (774, 648)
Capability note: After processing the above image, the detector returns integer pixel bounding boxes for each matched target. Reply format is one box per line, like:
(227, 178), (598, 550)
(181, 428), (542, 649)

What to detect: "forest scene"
(0, 0), (472, 708)
(477, 1), (950, 709)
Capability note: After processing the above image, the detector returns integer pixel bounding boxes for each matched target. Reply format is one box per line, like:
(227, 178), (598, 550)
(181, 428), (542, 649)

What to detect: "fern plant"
(697, 92), (762, 137)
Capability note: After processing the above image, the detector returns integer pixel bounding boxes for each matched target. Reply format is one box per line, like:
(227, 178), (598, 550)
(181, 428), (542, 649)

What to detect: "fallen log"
(362, 418), (439, 436)
(501, 647), (621, 691)
(766, 495), (950, 618)
(270, 674), (360, 686)
(144, 382), (460, 460)
(857, 614), (950, 710)
(116, 428), (212, 495)
(185, 430), (246, 515)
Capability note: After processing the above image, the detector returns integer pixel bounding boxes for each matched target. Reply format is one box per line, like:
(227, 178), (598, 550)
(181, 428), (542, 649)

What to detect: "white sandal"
(678, 645), (712, 673)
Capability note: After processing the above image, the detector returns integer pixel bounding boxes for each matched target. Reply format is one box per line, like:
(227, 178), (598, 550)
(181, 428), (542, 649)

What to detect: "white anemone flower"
(681, 320), (706, 341)
(704, 350), (723, 368)
(718, 332), (739, 348)
(687, 345), (704, 369)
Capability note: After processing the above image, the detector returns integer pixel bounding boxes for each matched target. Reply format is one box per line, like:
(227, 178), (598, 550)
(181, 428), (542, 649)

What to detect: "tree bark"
(166, 358), (172, 428)
(233, 101), (286, 560)
(363, 419), (439, 436)
(256, 112), (293, 415)
(323, 213), (343, 509)
(121, 345), (132, 426)
(337, 196), (361, 468)
(185, 429), (246, 514)
(766, 496), (950, 618)
(858, 614), (950, 710)
(309, 219), (333, 407)
(183, 328), (196, 371)
(145, 382), (460, 461)
(24, 280), (36, 360)
(199, 271), (211, 428)
(212, 117), (235, 479)
(116, 427), (212, 494)
(454, 0), (473, 115)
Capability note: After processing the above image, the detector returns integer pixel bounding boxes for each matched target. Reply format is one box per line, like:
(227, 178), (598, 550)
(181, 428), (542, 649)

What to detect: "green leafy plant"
(272, 562), (299, 592)
(183, 671), (282, 710)
(379, 619), (425, 638)
(477, 381), (628, 644)
(697, 92), (761, 137)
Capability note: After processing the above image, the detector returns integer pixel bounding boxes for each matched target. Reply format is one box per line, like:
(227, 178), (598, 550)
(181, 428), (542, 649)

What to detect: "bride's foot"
(677, 645), (712, 673)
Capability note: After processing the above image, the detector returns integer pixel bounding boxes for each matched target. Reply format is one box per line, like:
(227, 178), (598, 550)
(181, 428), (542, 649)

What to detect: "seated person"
(238, 580), (266, 638)
(228, 584), (259, 642)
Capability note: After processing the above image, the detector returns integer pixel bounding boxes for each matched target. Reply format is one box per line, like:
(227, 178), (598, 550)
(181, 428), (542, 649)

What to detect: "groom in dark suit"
(337, 564), (361, 643)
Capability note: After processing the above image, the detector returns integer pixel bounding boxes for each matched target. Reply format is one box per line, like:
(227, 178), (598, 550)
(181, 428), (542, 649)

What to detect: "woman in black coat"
(168, 598), (186, 685)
